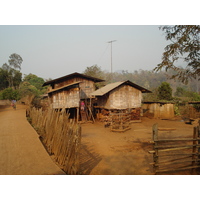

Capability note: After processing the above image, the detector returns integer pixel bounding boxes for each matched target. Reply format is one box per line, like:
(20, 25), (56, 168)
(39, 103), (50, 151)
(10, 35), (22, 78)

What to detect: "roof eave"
(42, 72), (105, 87)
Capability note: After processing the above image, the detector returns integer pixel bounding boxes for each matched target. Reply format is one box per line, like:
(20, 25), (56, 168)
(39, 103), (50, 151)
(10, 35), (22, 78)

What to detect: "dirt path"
(0, 105), (65, 175)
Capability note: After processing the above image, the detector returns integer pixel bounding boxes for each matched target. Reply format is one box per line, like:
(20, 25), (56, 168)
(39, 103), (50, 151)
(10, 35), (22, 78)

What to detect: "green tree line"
(0, 54), (47, 100)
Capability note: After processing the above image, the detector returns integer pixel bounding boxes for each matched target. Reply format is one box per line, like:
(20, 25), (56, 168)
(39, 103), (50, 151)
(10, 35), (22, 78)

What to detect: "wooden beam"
(149, 145), (200, 153)
(158, 128), (176, 131)
(150, 138), (200, 143)
(155, 165), (200, 174)
(154, 144), (200, 149)
(150, 159), (200, 167)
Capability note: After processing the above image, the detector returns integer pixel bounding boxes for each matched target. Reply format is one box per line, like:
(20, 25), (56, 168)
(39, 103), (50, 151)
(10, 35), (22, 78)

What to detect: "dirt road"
(0, 105), (65, 175)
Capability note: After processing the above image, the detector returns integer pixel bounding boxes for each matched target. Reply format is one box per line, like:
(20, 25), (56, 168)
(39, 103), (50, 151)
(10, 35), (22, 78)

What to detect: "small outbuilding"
(142, 101), (175, 119)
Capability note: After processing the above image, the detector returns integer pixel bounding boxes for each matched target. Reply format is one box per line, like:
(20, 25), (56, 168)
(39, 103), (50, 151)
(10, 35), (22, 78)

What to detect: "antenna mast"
(107, 40), (117, 74)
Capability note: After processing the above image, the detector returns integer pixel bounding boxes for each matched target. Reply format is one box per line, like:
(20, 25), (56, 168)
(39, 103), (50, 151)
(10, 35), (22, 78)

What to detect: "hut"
(42, 72), (104, 120)
(91, 80), (151, 123)
(142, 101), (175, 119)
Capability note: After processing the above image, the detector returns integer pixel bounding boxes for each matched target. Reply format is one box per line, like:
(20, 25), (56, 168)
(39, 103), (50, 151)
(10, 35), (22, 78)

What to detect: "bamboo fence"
(27, 107), (81, 175)
(149, 123), (200, 174)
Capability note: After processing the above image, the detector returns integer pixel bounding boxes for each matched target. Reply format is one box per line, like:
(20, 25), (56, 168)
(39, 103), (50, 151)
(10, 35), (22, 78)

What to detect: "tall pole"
(108, 40), (117, 74)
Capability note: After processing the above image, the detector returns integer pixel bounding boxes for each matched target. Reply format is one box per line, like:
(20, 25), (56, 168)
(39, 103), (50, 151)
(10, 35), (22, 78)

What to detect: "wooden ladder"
(80, 109), (87, 122)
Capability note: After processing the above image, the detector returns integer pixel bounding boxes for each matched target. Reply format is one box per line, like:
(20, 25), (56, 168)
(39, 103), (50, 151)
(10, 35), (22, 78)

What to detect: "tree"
(8, 53), (23, 70)
(83, 65), (104, 79)
(154, 25), (200, 83)
(83, 65), (105, 88)
(23, 73), (45, 90)
(158, 82), (173, 101)
(174, 87), (185, 97)
(0, 53), (23, 88)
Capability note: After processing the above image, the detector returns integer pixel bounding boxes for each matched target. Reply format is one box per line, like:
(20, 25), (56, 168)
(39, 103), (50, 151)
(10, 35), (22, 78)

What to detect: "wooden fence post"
(198, 122), (200, 171)
(192, 126), (197, 174)
(152, 123), (158, 174)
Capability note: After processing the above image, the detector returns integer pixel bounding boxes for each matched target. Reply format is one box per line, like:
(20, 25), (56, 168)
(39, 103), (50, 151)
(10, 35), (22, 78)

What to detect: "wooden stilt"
(77, 107), (79, 123)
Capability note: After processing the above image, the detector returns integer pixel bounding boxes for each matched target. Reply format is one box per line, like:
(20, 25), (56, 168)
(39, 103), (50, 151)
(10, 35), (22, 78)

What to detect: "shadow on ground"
(79, 143), (102, 175)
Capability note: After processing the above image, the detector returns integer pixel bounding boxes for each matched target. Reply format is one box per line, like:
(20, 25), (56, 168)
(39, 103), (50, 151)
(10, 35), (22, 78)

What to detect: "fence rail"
(27, 107), (81, 175)
(149, 123), (200, 174)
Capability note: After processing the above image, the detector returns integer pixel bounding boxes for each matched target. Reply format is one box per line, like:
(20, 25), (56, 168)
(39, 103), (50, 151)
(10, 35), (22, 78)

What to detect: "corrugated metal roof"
(43, 72), (104, 86)
(47, 81), (80, 94)
(91, 80), (151, 96)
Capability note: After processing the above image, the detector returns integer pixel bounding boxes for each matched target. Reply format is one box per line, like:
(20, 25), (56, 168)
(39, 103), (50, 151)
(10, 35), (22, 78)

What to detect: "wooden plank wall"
(97, 85), (142, 109)
(52, 88), (80, 109)
(53, 77), (95, 99)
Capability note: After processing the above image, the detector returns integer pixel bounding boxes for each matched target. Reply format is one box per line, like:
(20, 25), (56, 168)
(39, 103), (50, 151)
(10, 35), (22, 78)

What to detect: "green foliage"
(0, 53), (23, 89)
(0, 88), (20, 100)
(143, 88), (159, 101)
(158, 82), (173, 101)
(23, 73), (45, 91)
(8, 53), (23, 70)
(174, 104), (180, 116)
(16, 73), (47, 99)
(83, 65), (104, 79)
(174, 87), (186, 97)
(154, 25), (200, 83)
(83, 65), (105, 89)
(19, 82), (39, 97)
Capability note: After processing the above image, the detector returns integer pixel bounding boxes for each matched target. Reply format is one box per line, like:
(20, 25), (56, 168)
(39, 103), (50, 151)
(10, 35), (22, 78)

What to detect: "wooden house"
(91, 80), (151, 109)
(91, 80), (151, 121)
(42, 72), (104, 119)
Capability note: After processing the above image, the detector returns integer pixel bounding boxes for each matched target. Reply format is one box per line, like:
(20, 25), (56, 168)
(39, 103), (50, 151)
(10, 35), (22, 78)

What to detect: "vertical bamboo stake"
(198, 122), (200, 170)
(192, 126), (197, 174)
(152, 123), (158, 174)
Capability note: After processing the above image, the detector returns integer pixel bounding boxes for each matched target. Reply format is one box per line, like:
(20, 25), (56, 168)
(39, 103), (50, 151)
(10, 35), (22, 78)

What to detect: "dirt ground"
(0, 104), (199, 175)
(0, 105), (65, 175)
(80, 116), (199, 175)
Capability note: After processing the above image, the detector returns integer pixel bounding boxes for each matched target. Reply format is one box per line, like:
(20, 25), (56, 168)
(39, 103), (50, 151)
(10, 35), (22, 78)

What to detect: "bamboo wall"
(51, 88), (80, 109)
(142, 103), (175, 119)
(53, 77), (95, 99)
(96, 85), (142, 109)
(27, 107), (81, 175)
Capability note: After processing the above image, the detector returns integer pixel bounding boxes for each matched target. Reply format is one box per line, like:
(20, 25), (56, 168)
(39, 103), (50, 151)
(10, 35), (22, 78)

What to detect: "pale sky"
(0, 25), (170, 80)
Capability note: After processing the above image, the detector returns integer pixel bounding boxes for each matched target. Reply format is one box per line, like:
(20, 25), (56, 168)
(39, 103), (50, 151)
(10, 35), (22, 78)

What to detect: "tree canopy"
(157, 82), (173, 101)
(0, 53), (23, 89)
(154, 25), (200, 83)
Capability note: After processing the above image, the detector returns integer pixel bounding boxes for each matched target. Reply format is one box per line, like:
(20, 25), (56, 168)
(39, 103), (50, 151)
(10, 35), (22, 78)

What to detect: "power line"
(96, 43), (110, 64)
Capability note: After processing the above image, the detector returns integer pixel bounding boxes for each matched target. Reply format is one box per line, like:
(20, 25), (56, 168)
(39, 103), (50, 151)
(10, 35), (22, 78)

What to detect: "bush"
(0, 88), (20, 100)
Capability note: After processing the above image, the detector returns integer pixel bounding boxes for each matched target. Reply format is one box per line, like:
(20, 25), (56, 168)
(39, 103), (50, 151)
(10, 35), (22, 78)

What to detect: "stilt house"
(42, 72), (104, 119)
(91, 80), (151, 120)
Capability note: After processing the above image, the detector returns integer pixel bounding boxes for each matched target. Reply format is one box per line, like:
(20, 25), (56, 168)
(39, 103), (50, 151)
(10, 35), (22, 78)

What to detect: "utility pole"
(107, 40), (117, 74)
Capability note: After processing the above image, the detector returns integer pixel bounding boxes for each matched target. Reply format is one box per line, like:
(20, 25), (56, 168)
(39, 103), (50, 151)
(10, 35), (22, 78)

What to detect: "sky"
(0, 25), (170, 80)
(0, 1), (198, 81)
